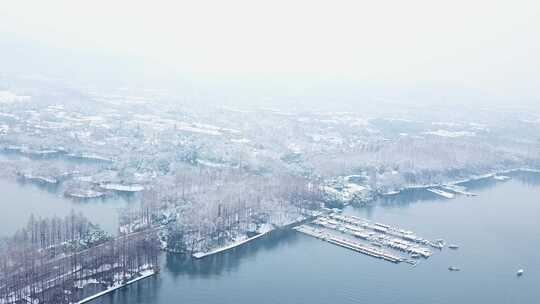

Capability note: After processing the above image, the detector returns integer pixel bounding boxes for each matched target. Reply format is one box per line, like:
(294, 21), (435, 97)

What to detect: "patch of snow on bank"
(231, 138), (250, 144)
(192, 229), (271, 259)
(423, 130), (475, 138)
(99, 183), (144, 192)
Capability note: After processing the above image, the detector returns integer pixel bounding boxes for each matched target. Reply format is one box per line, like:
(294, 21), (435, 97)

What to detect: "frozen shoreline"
(191, 215), (316, 259)
(75, 270), (156, 304)
(187, 167), (540, 260)
(192, 230), (271, 259)
(99, 183), (145, 192)
(391, 167), (539, 194)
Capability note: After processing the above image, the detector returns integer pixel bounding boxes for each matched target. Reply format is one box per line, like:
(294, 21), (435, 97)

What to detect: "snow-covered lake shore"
(192, 230), (272, 259)
(75, 269), (156, 304)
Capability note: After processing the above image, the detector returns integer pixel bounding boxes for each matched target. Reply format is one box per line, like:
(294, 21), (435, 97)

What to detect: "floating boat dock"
(326, 213), (442, 250)
(294, 225), (403, 263)
(294, 213), (446, 265)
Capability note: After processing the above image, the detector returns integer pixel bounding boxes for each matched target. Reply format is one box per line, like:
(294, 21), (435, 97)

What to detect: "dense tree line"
(0, 213), (159, 304)
(119, 168), (324, 254)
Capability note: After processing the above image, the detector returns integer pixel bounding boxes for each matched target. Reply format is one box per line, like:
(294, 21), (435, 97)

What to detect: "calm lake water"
(2, 172), (540, 303)
(0, 178), (133, 236)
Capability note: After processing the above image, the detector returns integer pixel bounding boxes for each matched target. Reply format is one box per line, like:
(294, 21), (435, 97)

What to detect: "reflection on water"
(15, 178), (140, 204)
(511, 171), (540, 186)
(377, 170), (540, 207)
(378, 187), (437, 206)
(459, 176), (498, 191)
(0, 178), (135, 236)
(96, 274), (161, 304)
(16, 178), (61, 194)
(374, 179), (502, 208)
(164, 229), (299, 278)
(95, 230), (302, 304)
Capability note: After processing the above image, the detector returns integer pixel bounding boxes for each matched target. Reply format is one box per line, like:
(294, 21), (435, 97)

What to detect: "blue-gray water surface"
(3, 172), (540, 303)
(94, 172), (540, 304)
(0, 178), (133, 236)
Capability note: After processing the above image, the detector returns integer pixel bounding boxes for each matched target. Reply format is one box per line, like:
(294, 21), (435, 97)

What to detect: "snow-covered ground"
(99, 183), (145, 192)
(423, 130), (476, 138)
(192, 228), (272, 259)
(75, 269), (156, 304)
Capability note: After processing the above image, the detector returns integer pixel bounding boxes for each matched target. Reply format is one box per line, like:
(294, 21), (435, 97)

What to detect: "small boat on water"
(448, 266), (461, 271)
(517, 269), (524, 276)
(448, 244), (459, 249)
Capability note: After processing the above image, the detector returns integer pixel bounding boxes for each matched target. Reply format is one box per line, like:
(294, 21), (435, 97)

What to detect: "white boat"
(448, 244), (459, 249)
(448, 266), (461, 271)
(517, 269), (524, 276)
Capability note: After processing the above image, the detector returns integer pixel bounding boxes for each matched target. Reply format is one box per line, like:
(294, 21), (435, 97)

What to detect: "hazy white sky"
(1, 0), (539, 98)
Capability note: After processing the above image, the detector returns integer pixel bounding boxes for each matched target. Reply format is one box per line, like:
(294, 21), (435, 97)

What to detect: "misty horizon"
(1, 2), (539, 304)
(2, 0), (540, 108)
